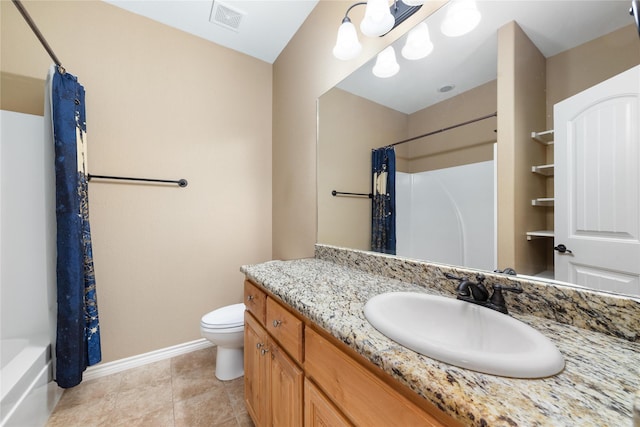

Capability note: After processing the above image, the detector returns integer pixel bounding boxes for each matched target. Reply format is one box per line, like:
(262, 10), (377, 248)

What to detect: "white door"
(554, 65), (640, 296)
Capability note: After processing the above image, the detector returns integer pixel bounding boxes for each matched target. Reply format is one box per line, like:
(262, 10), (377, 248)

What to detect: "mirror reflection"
(318, 0), (640, 296)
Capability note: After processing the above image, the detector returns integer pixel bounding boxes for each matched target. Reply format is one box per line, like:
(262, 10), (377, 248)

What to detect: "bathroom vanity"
(243, 279), (457, 426)
(241, 245), (640, 427)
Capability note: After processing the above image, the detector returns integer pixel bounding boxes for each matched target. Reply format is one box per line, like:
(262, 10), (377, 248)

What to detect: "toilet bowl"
(200, 303), (245, 381)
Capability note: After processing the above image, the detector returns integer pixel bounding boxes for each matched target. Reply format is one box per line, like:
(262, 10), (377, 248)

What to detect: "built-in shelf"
(531, 164), (554, 176)
(526, 230), (554, 240)
(532, 197), (554, 206)
(531, 130), (554, 145)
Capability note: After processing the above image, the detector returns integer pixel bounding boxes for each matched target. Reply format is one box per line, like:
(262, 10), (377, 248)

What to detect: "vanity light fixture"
(440, 0), (481, 37)
(401, 22), (433, 60)
(333, 0), (423, 61)
(333, 14), (363, 60)
(372, 46), (400, 78)
(360, 0), (395, 36)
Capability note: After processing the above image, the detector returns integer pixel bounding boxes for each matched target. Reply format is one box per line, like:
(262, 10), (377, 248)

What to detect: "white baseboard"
(83, 339), (214, 382)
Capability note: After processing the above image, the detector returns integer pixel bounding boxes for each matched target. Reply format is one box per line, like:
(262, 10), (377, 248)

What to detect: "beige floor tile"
(46, 347), (253, 427)
(52, 373), (122, 410)
(236, 411), (255, 427)
(119, 359), (172, 392)
(172, 373), (224, 402)
(212, 418), (242, 427)
(224, 377), (247, 416)
(114, 378), (173, 418)
(46, 393), (116, 427)
(110, 406), (175, 427)
(171, 346), (216, 379)
(174, 386), (235, 427)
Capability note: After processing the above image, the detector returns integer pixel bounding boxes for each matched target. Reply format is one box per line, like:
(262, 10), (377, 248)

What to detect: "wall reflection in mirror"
(317, 0), (640, 297)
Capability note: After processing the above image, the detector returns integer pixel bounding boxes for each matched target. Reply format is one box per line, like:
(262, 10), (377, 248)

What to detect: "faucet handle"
(494, 283), (523, 294)
(489, 283), (523, 314)
(444, 272), (463, 281)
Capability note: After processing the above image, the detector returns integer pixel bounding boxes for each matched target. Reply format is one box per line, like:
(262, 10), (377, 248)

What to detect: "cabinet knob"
(272, 320), (282, 328)
(247, 295), (254, 301)
(260, 348), (269, 356)
(256, 343), (263, 349)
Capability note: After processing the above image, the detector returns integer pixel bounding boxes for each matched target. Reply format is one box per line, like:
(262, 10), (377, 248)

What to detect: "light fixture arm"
(342, 2), (367, 22)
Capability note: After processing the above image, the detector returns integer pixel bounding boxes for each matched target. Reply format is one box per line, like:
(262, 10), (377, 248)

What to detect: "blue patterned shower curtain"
(371, 147), (396, 254)
(50, 67), (101, 388)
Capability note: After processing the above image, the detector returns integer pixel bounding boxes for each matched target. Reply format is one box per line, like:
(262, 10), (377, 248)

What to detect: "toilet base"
(215, 346), (244, 381)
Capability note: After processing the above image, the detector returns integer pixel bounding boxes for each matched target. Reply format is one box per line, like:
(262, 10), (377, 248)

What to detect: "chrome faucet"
(444, 272), (523, 314)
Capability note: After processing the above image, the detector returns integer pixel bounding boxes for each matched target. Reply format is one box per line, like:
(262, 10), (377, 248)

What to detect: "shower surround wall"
(396, 160), (496, 270)
(0, 110), (61, 426)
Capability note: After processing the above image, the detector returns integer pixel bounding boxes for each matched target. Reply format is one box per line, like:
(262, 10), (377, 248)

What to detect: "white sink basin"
(364, 292), (565, 378)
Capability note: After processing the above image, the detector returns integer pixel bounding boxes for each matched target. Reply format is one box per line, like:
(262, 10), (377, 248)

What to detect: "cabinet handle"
(272, 320), (282, 328)
(260, 348), (269, 355)
(247, 295), (254, 301)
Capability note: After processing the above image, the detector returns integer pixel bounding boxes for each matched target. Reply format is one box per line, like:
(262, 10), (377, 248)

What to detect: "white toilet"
(200, 303), (245, 381)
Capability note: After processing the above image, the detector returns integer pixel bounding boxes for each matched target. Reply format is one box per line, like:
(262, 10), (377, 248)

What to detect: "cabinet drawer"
(244, 280), (266, 325)
(266, 297), (303, 363)
(305, 328), (446, 427)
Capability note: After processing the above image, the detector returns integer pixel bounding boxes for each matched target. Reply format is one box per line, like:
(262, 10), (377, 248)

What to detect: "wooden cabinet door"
(269, 343), (303, 427)
(305, 378), (353, 427)
(244, 312), (269, 427)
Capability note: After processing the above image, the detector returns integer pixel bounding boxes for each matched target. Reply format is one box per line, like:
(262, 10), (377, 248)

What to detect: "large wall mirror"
(317, 0), (640, 297)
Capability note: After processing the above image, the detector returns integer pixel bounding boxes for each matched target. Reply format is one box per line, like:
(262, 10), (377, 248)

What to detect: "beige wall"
(497, 22), (547, 275)
(1, 1), (272, 362)
(402, 79), (497, 173)
(546, 24), (640, 125)
(317, 89), (407, 250)
(272, 0), (447, 260)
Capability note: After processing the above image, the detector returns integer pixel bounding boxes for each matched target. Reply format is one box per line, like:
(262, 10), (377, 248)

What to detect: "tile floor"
(46, 346), (254, 427)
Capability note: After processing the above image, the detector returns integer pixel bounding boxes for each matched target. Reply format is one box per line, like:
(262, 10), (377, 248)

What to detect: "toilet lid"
(201, 303), (245, 328)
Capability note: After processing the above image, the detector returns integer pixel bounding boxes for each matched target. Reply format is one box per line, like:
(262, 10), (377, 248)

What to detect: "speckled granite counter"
(241, 247), (640, 427)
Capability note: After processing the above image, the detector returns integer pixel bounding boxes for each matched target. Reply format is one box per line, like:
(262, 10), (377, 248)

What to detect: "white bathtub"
(0, 337), (62, 427)
(1, 111), (61, 426)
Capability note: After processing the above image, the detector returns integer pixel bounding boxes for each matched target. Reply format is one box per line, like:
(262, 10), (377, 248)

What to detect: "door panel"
(554, 65), (640, 295)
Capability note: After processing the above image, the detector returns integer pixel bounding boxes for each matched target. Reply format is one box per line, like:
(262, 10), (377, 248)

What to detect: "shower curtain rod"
(387, 112), (498, 148)
(12, 0), (65, 72)
(88, 174), (189, 188)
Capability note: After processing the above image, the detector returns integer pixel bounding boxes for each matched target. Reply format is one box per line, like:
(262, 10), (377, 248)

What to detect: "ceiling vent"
(209, 1), (246, 32)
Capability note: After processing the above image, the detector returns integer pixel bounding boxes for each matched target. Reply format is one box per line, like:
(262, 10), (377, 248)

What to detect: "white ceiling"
(103, 0), (319, 64)
(337, 1), (636, 114)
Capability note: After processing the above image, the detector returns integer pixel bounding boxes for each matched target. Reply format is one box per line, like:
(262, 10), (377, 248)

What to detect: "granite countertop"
(241, 258), (640, 427)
